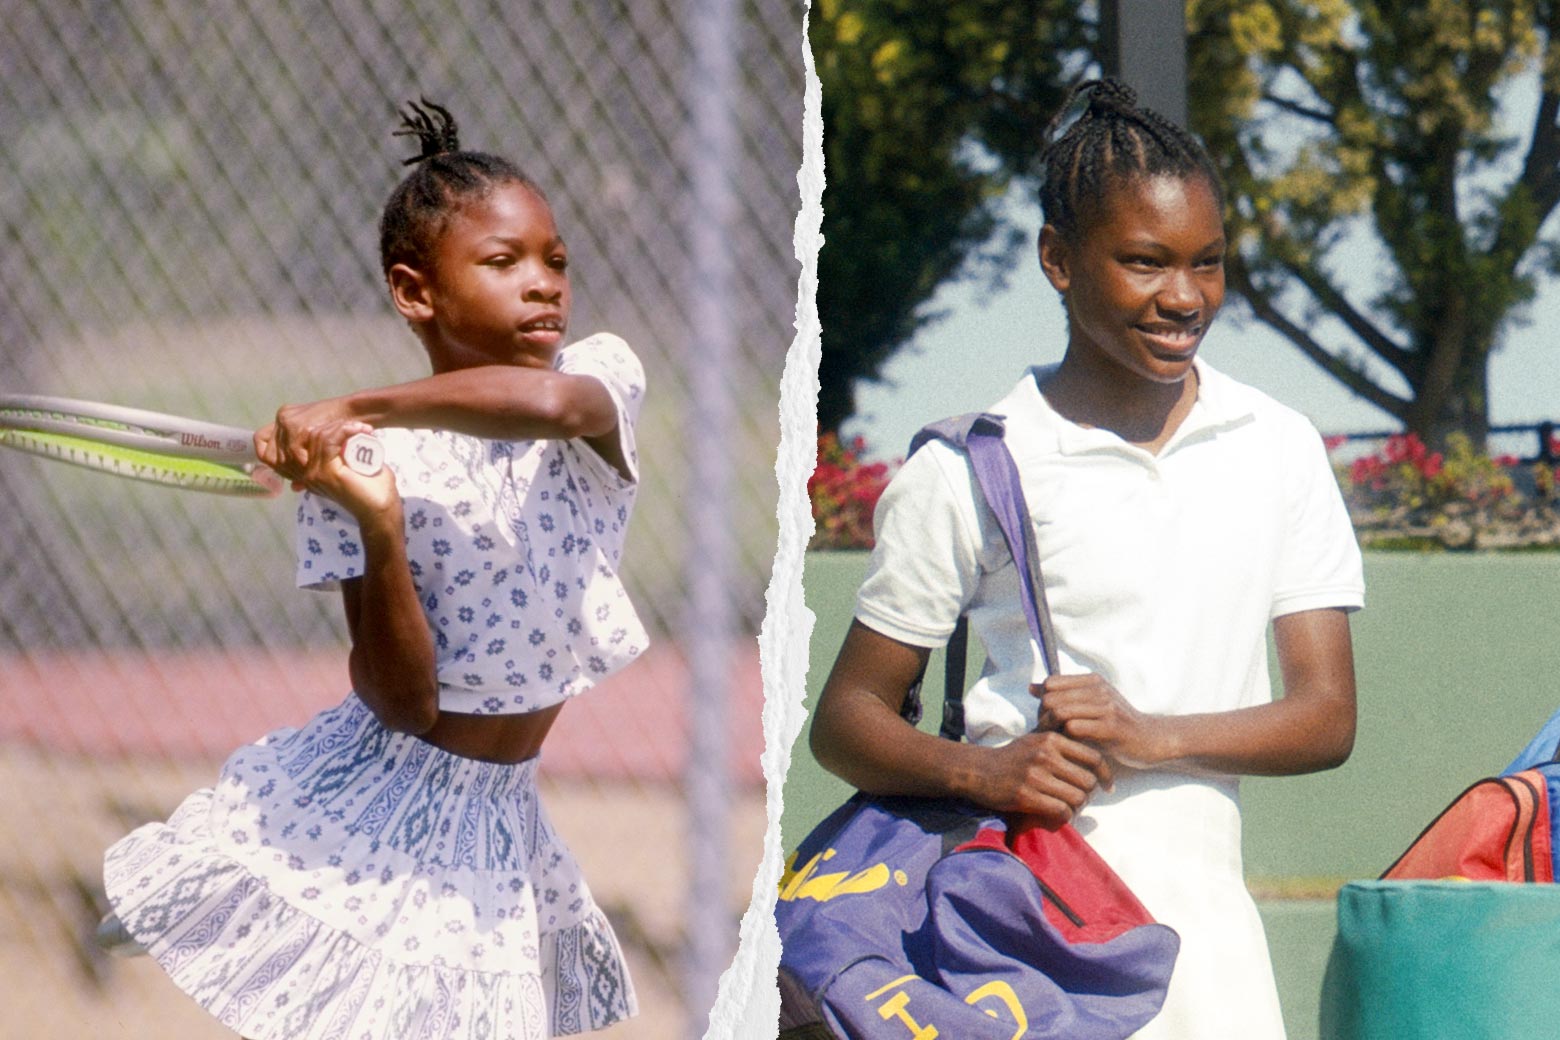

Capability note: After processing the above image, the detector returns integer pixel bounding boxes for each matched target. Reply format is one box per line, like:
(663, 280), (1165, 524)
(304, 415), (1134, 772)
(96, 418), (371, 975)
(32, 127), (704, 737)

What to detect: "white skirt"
(1074, 770), (1287, 1040)
(103, 694), (636, 1039)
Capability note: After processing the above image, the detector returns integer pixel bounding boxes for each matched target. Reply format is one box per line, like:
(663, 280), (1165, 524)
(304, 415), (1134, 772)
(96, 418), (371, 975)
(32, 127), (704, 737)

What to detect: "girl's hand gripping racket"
(0, 393), (383, 498)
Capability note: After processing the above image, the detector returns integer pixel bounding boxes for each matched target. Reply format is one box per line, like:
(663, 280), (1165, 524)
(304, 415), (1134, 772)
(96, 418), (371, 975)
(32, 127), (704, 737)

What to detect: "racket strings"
(0, 428), (279, 497)
(1, 405), (152, 439)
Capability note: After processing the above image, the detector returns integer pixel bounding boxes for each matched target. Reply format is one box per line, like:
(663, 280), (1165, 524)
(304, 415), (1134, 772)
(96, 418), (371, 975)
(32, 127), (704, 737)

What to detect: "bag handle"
(909, 413), (1058, 741)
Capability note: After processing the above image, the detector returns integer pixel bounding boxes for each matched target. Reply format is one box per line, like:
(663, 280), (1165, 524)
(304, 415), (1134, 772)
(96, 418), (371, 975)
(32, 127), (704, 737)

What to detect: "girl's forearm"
(344, 366), (616, 440)
(1157, 607), (1356, 777)
(346, 510), (441, 734)
(1046, 609), (1357, 778)
(1142, 695), (1355, 777)
(811, 685), (987, 801)
(809, 621), (972, 798)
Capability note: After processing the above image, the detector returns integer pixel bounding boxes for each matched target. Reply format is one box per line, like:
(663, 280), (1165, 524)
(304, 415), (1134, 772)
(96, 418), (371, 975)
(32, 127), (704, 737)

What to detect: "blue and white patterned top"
(294, 332), (649, 715)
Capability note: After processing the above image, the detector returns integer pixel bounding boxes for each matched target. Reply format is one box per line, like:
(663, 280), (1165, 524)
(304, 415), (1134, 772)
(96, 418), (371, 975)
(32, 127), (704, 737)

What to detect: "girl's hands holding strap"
(975, 730), (1115, 829)
(811, 621), (1113, 829)
(1035, 673), (1165, 771)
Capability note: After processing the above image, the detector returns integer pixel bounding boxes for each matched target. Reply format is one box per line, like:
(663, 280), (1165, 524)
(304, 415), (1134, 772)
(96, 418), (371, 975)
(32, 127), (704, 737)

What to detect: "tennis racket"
(0, 393), (384, 498)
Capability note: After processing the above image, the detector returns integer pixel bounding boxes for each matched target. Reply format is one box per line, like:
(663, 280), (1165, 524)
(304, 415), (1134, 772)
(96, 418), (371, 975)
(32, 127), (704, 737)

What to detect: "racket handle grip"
(343, 432), (384, 476)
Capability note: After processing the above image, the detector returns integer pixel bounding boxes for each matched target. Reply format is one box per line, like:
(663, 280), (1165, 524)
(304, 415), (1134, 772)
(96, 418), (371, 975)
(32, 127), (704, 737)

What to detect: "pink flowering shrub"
(1534, 433), (1560, 502)
(1334, 432), (1560, 549)
(809, 433), (897, 550)
(1341, 432), (1492, 513)
(805, 428), (1560, 552)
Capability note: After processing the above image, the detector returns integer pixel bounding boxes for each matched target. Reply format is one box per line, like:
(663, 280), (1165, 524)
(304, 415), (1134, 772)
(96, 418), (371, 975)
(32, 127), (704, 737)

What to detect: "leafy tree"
(1188, 0), (1560, 447)
(811, 0), (1087, 434)
(816, 1), (1560, 449)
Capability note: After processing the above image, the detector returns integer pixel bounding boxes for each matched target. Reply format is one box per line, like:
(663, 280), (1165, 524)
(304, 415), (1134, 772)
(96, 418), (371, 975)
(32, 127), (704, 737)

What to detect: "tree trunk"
(1406, 345), (1492, 452)
(817, 347), (858, 438)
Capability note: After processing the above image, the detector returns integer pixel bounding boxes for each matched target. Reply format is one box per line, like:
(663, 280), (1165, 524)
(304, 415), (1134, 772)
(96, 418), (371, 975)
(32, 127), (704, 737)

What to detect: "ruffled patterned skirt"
(103, 695), (635, 1039)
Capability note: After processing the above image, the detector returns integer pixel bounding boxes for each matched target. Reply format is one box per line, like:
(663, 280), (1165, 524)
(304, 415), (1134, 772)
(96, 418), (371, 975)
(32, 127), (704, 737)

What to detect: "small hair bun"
(1042, 76), (1139, 148)
(393, 97), (461, 167)
(1084, 77), (1138, 116)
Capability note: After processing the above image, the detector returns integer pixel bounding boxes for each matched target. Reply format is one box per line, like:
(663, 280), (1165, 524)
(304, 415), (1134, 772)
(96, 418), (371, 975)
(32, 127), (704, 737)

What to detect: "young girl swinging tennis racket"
(809, 79), (1363, 1039)
(103, 100), (646, 1039)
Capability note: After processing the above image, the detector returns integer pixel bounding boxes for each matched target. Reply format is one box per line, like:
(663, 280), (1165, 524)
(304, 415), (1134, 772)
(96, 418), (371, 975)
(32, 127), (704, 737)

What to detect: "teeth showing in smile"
(523, 319), (563, 333)
(1140, 324), (1202, 348)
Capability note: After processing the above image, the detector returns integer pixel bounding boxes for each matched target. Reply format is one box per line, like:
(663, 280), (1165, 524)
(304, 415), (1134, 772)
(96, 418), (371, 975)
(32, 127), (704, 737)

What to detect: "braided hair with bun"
(1038, 77), (1224, 242)
(377, 98), (544, 276)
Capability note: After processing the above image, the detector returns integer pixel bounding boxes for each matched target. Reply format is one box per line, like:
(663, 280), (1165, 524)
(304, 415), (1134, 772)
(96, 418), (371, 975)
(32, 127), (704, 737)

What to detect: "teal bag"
(1319, 879), (1560, 1039)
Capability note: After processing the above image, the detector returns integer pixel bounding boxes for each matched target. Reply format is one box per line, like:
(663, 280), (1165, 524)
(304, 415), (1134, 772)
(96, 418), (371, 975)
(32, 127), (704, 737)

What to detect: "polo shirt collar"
(1008, 356), (1256, 459)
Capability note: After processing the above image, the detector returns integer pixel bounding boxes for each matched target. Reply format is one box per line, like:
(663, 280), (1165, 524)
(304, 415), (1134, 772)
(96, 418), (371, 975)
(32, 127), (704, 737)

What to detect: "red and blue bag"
(1381, 705), (1560, 883)
(776, 414), (1179, 1040)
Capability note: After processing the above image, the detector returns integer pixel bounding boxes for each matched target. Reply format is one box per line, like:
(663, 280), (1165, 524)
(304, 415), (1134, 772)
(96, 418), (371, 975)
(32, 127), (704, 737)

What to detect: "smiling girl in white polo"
(809, 78), (1363, 1039)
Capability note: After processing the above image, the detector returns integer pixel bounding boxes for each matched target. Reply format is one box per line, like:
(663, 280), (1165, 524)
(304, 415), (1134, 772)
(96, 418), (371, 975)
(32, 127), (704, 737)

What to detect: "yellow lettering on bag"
(779, 848), (831, 900)
(777, 847), (908, 903)
(964, 981), (1028, 1040)
(871, 986), (939, 1040)
(863, 975), (922, 1000)
(859, 974), (1026, 1039)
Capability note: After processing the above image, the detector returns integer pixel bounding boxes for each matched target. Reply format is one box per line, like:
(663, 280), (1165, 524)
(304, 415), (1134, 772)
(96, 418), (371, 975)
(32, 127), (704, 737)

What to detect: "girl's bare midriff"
(421, 703), (564, 763)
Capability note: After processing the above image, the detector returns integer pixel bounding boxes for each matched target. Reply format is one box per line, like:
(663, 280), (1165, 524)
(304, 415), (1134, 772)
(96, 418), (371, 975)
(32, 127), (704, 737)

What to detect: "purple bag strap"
(910, 413), (1060, 740)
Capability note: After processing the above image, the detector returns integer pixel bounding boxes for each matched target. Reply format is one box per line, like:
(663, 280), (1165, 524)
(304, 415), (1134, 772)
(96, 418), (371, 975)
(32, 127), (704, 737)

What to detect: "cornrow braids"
(1038, 77), (1224, 242)
(377, 98), (544, 275)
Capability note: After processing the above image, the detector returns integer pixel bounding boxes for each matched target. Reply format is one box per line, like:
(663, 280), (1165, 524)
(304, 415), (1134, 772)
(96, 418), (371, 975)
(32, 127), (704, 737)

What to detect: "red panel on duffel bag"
(957, 820), (1162, 944)
(1382, 769), (1553, 883)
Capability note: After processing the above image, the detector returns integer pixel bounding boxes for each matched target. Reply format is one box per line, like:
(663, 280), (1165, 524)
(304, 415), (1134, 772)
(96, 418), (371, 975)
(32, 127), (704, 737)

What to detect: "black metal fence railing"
(1326, 422), (1560, 465)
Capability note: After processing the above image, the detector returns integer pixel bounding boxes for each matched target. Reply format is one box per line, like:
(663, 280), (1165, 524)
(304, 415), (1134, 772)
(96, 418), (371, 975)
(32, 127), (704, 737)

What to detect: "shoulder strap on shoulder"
(907, 411), (998, 456)
(907, 412), (1060, 741)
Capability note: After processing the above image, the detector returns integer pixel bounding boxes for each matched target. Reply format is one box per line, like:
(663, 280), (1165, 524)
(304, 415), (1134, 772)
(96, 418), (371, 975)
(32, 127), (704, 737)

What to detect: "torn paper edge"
(699, 1), (822, 1036)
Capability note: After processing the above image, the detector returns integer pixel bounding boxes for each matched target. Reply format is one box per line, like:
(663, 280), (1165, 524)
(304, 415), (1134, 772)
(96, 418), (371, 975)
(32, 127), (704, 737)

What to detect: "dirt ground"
(0, 744), (767, 1040)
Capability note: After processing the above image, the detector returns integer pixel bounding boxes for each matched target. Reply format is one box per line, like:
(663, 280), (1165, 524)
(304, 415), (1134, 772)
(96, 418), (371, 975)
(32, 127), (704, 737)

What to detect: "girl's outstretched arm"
(258, 419), (440, 735)
(264, 365), (628, 480)
(811, 620), (1114, 829)
(1037, 607), (1357, 776)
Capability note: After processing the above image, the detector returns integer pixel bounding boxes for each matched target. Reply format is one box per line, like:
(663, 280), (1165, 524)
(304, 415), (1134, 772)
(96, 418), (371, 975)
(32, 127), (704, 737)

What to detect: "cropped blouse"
(293, 332), (649, 714)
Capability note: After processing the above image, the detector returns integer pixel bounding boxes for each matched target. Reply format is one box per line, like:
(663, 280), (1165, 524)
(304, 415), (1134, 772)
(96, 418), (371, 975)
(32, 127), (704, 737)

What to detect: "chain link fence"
(0, 1), (801, 1036)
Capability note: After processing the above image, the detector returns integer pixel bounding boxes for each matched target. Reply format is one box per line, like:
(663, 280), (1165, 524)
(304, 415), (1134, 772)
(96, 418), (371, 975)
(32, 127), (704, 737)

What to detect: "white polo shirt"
(856, 357), (1364, 747)
(854, 358), (1364, 1039)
